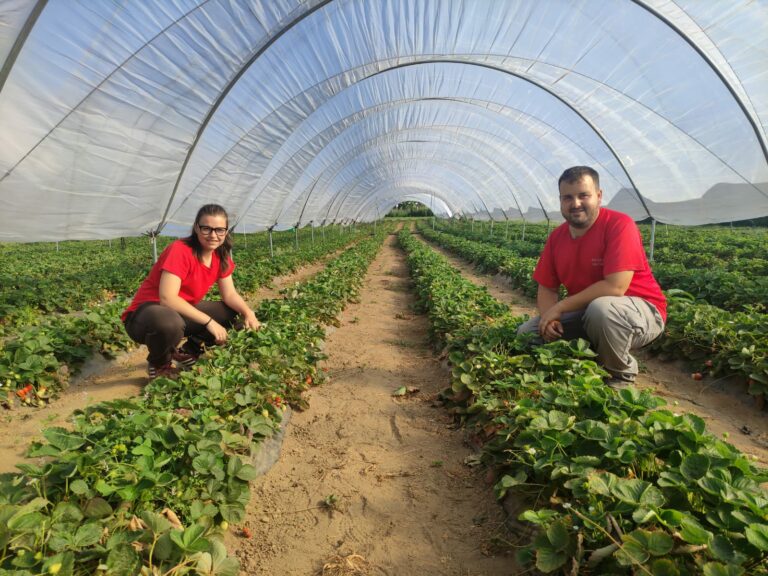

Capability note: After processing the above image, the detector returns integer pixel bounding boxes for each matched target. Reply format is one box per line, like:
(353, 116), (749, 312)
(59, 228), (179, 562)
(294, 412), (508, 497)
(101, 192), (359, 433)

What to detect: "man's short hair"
(558, 166), (600, 189)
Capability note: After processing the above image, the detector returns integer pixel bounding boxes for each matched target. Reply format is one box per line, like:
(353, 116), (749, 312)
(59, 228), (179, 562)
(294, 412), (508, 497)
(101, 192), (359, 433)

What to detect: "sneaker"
(172, 348), (200, 369)
(147, 362), (180, 380)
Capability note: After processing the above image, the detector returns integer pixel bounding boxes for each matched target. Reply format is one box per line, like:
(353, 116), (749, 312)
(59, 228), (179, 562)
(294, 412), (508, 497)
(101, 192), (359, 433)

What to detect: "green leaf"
(42, 551), (74, 576)
(680, 454), (710, 481)
(494, 470), (527, 498)
(94, 479), (116, 496)
(169, 524), (210, 553)
(193, 452), (218, 474)
(657, 508), (684, 527)
(647, 531), (674, 556)
(612, 478), (663, 507)
(709, 535), (737, 563)
(69, 479), (89, 496)
(650, 558), (681, 576)
(391, 386), (408, 396)
(190, 500), (218, 520)
(546, 521), (570, 550)
(745, 523), (768, 551)
(7, 511), (46, 532)
(518, 509), (557, 526)
(52, 502), (83, 524)
(702, 562), (744, 576)
(43, 427), (85, 451)
(153, 532), (175, 561)
(218, 503), (245, 524)
(535, 546), (567, 573)
(141, 510), (172, 534)
(679, 515), (713, 545)
(227, 457), (258, 482)
(586, 472), (614, 496)
(195, 539), (240, 576)
(615, 539), (649, 566)
(83, 496), (112, 520)
(73, 522), (103, 547)
(633, 507), (656, 524)
(106, 544), (142, 576)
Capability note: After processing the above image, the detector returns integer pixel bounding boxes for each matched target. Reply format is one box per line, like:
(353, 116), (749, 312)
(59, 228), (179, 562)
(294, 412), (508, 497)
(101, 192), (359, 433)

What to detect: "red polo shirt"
(533, 208), (666, 321)
(122, 239), (235, 321)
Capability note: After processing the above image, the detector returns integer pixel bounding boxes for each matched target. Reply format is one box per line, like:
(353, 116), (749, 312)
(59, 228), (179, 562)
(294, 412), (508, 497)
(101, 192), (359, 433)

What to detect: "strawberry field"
(0, 222), (767, 575)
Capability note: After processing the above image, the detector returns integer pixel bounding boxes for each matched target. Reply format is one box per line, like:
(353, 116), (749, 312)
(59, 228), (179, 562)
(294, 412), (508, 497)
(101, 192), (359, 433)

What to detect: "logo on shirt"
(592, 257), (604, 267)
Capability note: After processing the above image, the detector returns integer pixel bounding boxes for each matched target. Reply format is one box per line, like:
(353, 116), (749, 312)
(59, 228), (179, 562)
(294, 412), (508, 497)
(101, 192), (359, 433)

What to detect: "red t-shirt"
(532, 208), (667, 321)
(122, 239), (235, 321)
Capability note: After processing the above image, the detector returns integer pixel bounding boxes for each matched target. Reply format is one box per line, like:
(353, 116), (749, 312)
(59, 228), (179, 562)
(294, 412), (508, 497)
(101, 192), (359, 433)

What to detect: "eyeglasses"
(197, 224), (228, 236)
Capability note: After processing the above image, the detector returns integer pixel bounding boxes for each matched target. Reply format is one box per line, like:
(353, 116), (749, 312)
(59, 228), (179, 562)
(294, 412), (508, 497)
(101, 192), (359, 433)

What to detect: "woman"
(122, 204), (260, 379)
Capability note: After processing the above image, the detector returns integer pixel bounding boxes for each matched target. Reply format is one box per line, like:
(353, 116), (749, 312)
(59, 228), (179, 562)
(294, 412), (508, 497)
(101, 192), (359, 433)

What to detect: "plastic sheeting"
(0, 0), (766, 241)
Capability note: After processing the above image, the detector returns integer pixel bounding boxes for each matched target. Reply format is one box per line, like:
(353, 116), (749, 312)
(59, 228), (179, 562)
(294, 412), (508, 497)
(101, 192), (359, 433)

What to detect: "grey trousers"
(516, 296), (664, 379)
(123, 300), (238, 366)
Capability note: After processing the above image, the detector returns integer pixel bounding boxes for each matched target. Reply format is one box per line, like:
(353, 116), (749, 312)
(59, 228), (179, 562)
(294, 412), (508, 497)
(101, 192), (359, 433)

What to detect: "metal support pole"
(268, 228), (274, 259)
(649, 218), (657, 262)
(243, 230), (247, 249)
(322, 225), (326, 240)
(521, 220), (526, 242)
(490, 220), (494, 238)
(294, 225), (299, 250)
(152, 235), (158, 262)
(311, 223), (315, 246)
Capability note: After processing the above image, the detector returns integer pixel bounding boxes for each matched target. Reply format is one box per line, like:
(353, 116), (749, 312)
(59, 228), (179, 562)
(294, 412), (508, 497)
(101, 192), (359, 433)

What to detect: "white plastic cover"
(0, 0), (766, 241)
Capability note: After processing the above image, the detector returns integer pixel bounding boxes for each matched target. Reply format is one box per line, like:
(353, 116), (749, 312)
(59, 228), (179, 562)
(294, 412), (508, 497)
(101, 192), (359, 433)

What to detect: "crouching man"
(517, 166), (666, 385)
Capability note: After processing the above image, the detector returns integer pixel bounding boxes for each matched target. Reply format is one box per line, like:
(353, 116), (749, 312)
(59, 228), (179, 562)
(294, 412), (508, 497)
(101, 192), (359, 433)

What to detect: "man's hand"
(539, 304), (564, 342)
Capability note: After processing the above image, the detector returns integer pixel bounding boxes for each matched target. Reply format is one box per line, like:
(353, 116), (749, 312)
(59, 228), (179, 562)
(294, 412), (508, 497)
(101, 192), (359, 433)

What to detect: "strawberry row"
(399, 229), (768, 576)
(0, 230), (385, 575)
(0, 227), (338, 327)
(419, 223), (768, 400)
(0, 231), (359, 406)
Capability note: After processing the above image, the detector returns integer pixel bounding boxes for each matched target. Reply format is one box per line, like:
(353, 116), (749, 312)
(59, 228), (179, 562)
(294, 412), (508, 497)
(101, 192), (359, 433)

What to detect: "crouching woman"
(122, 204), (260, 379)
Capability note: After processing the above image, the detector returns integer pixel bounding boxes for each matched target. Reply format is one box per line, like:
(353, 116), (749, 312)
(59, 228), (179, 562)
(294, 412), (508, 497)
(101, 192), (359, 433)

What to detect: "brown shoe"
(172, 348), (200, 369)
(147, 362), (180, 380)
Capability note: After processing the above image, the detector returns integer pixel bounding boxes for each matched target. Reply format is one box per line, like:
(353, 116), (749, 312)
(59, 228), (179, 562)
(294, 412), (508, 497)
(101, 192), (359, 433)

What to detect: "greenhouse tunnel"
(0, 0), (766, 242)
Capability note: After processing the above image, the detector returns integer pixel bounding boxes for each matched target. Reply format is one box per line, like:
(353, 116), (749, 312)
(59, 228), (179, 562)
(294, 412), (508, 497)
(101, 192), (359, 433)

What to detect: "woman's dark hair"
(184, 204), (233, 274)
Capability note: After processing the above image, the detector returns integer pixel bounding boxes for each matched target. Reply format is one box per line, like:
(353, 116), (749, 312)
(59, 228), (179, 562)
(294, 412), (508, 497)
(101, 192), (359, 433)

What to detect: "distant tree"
(385, 201), (434, 218)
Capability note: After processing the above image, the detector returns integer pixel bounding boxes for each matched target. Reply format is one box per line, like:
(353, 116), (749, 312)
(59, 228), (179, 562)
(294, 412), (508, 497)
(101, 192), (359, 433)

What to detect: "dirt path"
(418, 234), (768, 466)
(0, 257), (334, 474)
(233, 233), (516, 576)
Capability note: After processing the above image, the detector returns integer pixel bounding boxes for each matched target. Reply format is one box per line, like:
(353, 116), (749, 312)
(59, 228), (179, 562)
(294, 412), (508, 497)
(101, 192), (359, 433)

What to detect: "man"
(517, 166), (666, 385)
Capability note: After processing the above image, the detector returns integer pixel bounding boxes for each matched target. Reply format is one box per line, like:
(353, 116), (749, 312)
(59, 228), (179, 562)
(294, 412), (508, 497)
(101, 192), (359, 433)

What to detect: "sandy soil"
(0, 257), (333, 474)
(420, 235), (768, 466)
(232, 233), (516, 576)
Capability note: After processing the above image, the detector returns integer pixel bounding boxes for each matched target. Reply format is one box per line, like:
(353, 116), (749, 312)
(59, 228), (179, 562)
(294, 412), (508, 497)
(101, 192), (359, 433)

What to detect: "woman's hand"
(243, 312), (261, 330)
(206, 319), (229, 344)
